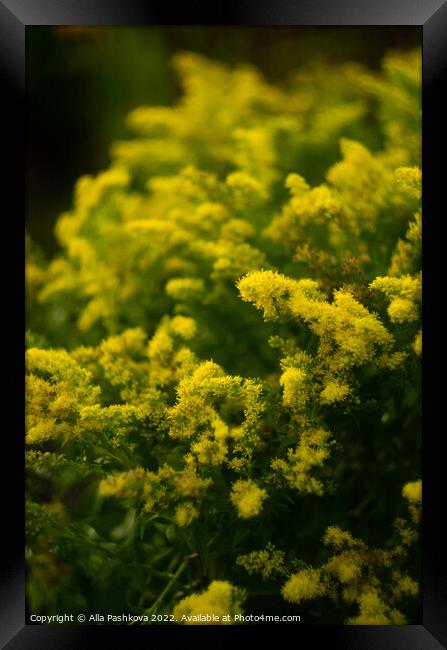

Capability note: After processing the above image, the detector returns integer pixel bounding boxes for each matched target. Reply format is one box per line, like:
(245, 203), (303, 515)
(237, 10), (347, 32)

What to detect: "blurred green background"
(26, 26), (420, 257)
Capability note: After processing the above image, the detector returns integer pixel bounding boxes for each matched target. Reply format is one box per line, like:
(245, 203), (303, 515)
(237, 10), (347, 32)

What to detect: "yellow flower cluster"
(355, 47), (421, 162)
(174, 502), (199, 527)
(370, 274), (421, 324)
(173, 580), (244, 625)
(389, 211), (421, 277)
(279, 482), (421, 623)
(279, 367), (307, 409)
(96, 327), (148, 387)
(347, 589), (407, 625)
(99, 464), (212, 515)
(413, 329), (422, 356)
(26, 348), (100, 444)
(282, 568), (326, 603)
(237, 271), (321, 321)
(402, 479), (422, 523)
(271, 428), (332, 496)
(230, 479), (267, 519)
(29, 49), (419, 348)
(99, 468), (148, 499)
(395, 166), (422, 199)
(191, 421), (228, 466)
(147, 317), (199, 388)
(265, 139), (418, 265)
(171, 466), (212, 499)
(167, 361), (264, 472)
(237, 544), (286, 580)
(238, 269), (403, 406)
(402, 480), (422, 503)
(320, 380), (350, 405)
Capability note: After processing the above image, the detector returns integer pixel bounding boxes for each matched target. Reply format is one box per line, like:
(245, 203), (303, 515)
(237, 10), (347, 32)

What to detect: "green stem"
(144, 554), (197, 623)
(98, 431), (134, 469)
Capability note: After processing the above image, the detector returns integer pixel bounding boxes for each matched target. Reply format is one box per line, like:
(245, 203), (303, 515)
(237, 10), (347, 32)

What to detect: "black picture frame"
(2, 1), (445, 647)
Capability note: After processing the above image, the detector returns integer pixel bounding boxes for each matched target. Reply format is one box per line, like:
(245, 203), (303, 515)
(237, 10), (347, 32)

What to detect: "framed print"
(1, 0), (446, 647)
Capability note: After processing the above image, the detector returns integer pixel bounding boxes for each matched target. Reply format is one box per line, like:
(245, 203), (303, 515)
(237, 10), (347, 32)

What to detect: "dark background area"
(26, 26), (421, 257)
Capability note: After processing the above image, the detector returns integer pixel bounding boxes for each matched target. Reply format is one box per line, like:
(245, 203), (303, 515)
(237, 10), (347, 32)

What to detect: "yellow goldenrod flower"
(394, 166), (421, 199)
(237, 544), (286, 580)
(402, 479), (422, 504)
(271, 428), (331, 496)
(280, 367), (307, 409)
(174, 502), (199, 527)
(173, 580), (244, 624)
(230, 479), (267, 519)
(320, 380), (350, 405)
(413, 329), (422, 356)
(282, 568), (326, 603)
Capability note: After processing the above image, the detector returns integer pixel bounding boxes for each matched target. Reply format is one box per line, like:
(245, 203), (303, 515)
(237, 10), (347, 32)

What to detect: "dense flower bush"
(26, 48), (421, 624)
